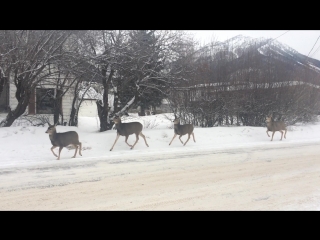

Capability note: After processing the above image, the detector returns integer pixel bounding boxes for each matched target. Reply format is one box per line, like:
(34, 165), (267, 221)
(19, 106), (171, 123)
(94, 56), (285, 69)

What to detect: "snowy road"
(0, 141), (320, 210)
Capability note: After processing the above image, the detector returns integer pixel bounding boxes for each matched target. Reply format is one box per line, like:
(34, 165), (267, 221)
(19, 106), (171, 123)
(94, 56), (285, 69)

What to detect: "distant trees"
(124, 30), (165, 116)
(171, 38), (320, 127)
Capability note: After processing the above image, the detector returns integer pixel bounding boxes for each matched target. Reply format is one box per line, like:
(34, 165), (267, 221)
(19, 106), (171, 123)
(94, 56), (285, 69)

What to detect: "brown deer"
(265, 115), (287, 141)
(110, 115), (149, 151)
(45, 122), (82, 160)
(169, 116), (196, 146)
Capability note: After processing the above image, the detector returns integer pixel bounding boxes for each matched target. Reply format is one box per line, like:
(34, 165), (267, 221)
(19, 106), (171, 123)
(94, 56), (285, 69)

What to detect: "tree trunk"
(139, 105), (146, 116)
(0, 74), (6, 99)
(113, 92), (119, 114)
(69, 80), (81, 127)
(96, 100), (113, 131)
(0, 89), (32, 127)
(98, 85), (109, 131)
(53, 90), (63, 125)
(97, 68), (114, 132)
(69, 106), (78, 126)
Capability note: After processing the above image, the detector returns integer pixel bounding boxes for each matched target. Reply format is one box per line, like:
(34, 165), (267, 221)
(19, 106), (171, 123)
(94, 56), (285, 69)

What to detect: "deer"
(110, 115), (149, 151)
(45, 122), (82, 160)
(265, 114), (287, 141)
(169, 116), (196, 146)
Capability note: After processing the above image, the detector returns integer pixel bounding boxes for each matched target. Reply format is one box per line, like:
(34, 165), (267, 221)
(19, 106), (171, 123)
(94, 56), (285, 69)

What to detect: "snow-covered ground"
(0, 113), (320, 210)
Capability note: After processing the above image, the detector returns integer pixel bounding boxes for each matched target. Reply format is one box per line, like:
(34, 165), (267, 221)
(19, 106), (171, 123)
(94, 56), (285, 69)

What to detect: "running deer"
(45, 122), (82, 160)
(169, 116), (196, 146)
(265, 115), (287, 141)
(110, 115), (149, 151)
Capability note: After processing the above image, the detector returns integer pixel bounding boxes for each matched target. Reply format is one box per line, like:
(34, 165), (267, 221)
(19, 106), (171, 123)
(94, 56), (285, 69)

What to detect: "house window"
(36, 88), (55, 114)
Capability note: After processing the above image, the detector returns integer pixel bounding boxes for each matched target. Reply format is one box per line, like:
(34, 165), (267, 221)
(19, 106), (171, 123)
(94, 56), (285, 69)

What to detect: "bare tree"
(75, 30), (130, 131)
(0, 30), (75, 127)
(76, 30), (193, 132)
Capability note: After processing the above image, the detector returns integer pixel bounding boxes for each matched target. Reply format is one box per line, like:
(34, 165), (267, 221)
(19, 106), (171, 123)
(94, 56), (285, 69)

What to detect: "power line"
(310, 43), (320, 57)
(263, 30), (290, 45)
(307, 35), (320, 57)
(272, 30), (290, 41)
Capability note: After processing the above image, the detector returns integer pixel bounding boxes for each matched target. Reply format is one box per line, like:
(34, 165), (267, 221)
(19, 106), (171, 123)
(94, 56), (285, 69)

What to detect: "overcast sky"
(188, 30), (320, 61)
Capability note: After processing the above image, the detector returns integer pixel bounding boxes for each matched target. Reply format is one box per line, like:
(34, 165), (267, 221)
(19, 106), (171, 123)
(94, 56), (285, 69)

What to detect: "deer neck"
(266, 121), (273, 129)
(115, 121), (122, 129)
(115, 121), (124, 132)
(174, 123), (181, 134)
(49, 131), (57, 141)
(48, 131), (59, 146)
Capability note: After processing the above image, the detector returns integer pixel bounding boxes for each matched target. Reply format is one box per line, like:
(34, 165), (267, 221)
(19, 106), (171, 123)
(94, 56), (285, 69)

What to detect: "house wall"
(61, 88), (74, 125)
(9, 82), (76, 125)
(78, 99), (98, 117)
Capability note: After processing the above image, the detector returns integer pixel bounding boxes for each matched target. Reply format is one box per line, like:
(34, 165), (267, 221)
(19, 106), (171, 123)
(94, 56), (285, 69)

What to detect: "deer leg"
(280, 130), (283, 140)
(130, 133), (139, 150)
(125, 135), (133, 148)
(51, 146), (58, 157)
(72, 144), (78, 158)
(78, 142), (82, 156)
(192, 132), (196, 142)
(179, 135), (184, 144)
(57, 146), (63, 160)
(284, 129), (287, 139)
(110, 133), (120, 151)
(169, 133), (177, 145)
(266, 130), (270, 137)
(183, 134), (191, 146)
(139, 132), (149, 147)
(271, 131), (275, 141)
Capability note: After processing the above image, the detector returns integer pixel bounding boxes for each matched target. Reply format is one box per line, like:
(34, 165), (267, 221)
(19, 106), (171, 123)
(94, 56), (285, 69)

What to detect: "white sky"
(1, 113), (320, 210)
(188, 30), (320, 61)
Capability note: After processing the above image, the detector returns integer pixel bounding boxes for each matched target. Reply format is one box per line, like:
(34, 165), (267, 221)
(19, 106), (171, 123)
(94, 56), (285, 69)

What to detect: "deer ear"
(46, 120), (52, 127)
